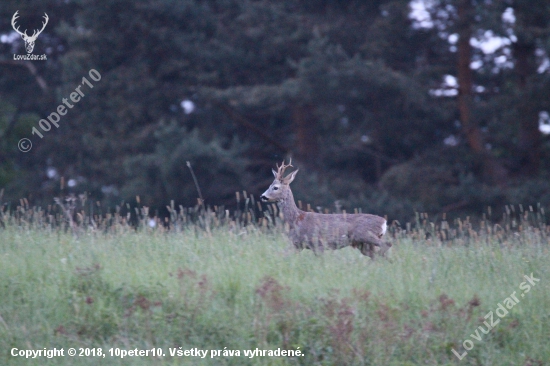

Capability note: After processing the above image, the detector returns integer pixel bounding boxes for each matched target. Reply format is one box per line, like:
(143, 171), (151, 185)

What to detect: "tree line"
(1, 0), (549, 222)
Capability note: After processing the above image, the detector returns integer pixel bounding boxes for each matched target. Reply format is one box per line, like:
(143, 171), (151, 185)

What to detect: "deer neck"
(278, 187), (302, 225)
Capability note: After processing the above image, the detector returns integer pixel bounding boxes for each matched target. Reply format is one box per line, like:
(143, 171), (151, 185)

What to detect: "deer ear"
(283, 169), (299, 184)
(272, 169), (278, 178)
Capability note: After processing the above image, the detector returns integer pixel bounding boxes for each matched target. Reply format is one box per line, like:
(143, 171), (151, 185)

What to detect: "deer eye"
(273, 186), (279, 191)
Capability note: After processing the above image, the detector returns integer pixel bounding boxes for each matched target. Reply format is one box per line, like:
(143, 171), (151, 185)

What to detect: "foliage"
(121, 121), (251, 207)
(1, 0), (550, 220)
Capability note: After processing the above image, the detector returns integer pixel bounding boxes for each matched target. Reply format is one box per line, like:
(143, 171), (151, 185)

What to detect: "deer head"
(12, 11), (49, 54)
(261, 159), (299, 203)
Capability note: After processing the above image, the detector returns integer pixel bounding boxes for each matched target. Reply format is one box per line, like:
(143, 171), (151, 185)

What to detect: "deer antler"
(29, 13), (49, 40)
(275, 158), (293, 180)
(11, 11), (48, 41)
(11, 11), (26, 37)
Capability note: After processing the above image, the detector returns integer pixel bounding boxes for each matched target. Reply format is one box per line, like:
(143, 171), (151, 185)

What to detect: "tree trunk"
(457, 0), (506, 184)
(513, 41), (540, 175)
(292, 104), (318, 169)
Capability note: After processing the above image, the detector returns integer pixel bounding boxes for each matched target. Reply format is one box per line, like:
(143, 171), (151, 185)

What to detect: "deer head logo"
(11, 10), (49, 54)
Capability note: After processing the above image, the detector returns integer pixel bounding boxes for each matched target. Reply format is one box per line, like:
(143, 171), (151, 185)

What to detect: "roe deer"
(261, 160), (391, 258)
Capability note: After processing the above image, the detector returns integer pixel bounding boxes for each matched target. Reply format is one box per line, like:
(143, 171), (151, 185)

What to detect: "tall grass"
(0, 198), (549, 365)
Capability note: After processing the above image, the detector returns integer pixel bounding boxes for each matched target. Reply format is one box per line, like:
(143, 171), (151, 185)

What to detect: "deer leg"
(362, 243), (376, 259)
(354, 231), (393, 259)
(307, 241), (324, 256)
(378, 241), (392, 257)
(292, 240), (303, 250)
(302, 235), (325, 255)
(352, 241), (375, 259)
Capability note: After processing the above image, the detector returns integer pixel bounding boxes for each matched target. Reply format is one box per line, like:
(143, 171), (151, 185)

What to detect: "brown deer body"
(261, 160), (391, 258)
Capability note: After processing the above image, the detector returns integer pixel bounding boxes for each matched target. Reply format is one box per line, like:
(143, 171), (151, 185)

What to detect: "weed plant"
(0, 195), (549, 365)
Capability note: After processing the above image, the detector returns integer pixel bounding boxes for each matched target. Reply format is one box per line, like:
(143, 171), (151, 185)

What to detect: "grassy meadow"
(0, 202), (549, 365)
